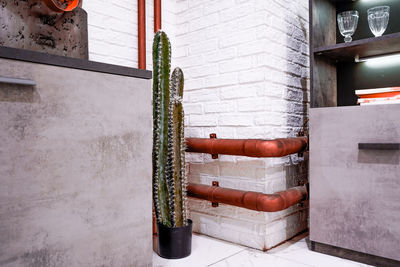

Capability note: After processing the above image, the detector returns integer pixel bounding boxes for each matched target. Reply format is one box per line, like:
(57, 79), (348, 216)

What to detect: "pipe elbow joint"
(256, 195), (285, 212)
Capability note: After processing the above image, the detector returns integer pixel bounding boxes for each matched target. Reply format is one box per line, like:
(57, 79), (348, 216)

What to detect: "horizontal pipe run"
(187, 183), (308, 212)
(185, 136), (308, 158)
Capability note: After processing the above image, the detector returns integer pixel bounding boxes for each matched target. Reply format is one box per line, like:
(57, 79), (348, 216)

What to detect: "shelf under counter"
(313, 32), (400, 62)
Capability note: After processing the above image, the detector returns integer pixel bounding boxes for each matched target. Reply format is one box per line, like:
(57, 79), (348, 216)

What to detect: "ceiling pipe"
(185, 136), (308, 158)
(187, 182), (308, 212)
(154, 0), (161, 33)
(138, 0), (146, 69)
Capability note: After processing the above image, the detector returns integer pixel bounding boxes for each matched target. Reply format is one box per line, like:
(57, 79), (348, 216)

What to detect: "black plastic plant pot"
(157, 219), (193, 259)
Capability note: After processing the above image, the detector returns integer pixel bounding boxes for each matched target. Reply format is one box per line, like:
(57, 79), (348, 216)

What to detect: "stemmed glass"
(337, 10), (359, 43)
(368, 6), (390, 37)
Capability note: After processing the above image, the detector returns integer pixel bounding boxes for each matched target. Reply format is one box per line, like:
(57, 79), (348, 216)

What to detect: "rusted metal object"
(185, 136), (308, 158)
(211, 181), (219, 207)
(138, 0), (146, 69)
(0, 0), (88, 59)
(154, 0), (161, 33)
(209, 133), (218, 159)
(187, 182), (308, 212)
(42, 0), (81, 13)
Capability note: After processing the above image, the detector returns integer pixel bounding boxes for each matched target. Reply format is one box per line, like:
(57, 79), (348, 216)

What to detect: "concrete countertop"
(0, 46), (152, 80)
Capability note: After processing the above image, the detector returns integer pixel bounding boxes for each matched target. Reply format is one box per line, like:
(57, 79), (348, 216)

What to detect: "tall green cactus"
(153, 31), (188, 228)
(152, 30), (171, 227)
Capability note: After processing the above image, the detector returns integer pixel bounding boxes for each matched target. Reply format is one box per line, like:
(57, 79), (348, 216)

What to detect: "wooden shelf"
(313, 32), (400, 62)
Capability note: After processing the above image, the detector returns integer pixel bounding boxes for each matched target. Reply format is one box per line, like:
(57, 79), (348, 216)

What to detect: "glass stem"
(344, 35), (352, 43)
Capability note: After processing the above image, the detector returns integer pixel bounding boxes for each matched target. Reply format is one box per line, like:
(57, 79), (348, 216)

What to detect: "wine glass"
(337, 10), (359, 43)
(368, 6), (390, 37)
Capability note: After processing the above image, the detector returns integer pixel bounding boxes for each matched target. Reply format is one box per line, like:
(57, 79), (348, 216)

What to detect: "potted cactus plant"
(152, 30), (192, 259)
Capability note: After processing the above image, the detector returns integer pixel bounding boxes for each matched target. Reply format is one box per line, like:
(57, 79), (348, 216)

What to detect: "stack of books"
(356, 87), (400, 105)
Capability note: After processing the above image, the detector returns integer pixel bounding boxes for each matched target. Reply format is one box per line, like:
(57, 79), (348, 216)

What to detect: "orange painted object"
(187, 183), (308, 212)
(42, 0), (80, 13)
(185, 136), (308, 158)
(359, 92), (400, 99)
(138, 0), (146, 69)
(154, 0), (161, 32)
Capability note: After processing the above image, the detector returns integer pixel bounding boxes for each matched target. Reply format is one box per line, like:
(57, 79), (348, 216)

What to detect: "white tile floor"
(153, 232), (374, 267)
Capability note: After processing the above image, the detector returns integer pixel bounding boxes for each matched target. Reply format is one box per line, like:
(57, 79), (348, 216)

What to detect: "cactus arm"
(180, 110), (188, 226)
(152, 31), (172, 227)
(170, 68), (187, 227)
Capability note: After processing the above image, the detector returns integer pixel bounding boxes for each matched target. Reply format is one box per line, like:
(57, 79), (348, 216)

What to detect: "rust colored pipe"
(138, 0), (146, 69)
(185, 136), (308, 158)
(154, 0), (162, 32)
(187, 183), (308, 212)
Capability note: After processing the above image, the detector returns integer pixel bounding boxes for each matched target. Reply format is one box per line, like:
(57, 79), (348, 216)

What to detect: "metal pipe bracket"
(211, 181), (219, 207)
(210, 133), (218, 159)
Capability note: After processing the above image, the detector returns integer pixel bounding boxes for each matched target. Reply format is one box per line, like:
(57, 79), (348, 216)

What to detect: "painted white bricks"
(205, 47), (236, 63)
(219, 57), (253, 73)
(189, 89), (218, 102)
(83, 1), (137, 67)
(190, 13), (219, 32)
(190, 114), (218, 127)
(238, 69), (265, 83)
(205, 73), (238, 88)
(221, 30), (257, 48)
(204, 102), (235, 114)
(219, 3), (256, 23)
(83, 0), (176, 68)
(173, 0), (310, 250)
(187, 64), (219, 78)
(220, 85), (258, 99)
(237, 98), (265, 112)
(218, 115), (254, 127)
(203, 0), (235, 15)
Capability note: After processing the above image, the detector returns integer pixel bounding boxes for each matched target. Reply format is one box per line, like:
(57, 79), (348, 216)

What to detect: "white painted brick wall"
(172, 0), (310, 250)
(82, 0), (175, 68)
(83, 0), (310, 251)
(82, 1), (137, 67)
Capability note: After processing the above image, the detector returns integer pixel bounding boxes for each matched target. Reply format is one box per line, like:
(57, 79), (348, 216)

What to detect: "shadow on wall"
(284, 5), (310, 242)
(184, 1), (311, 250)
